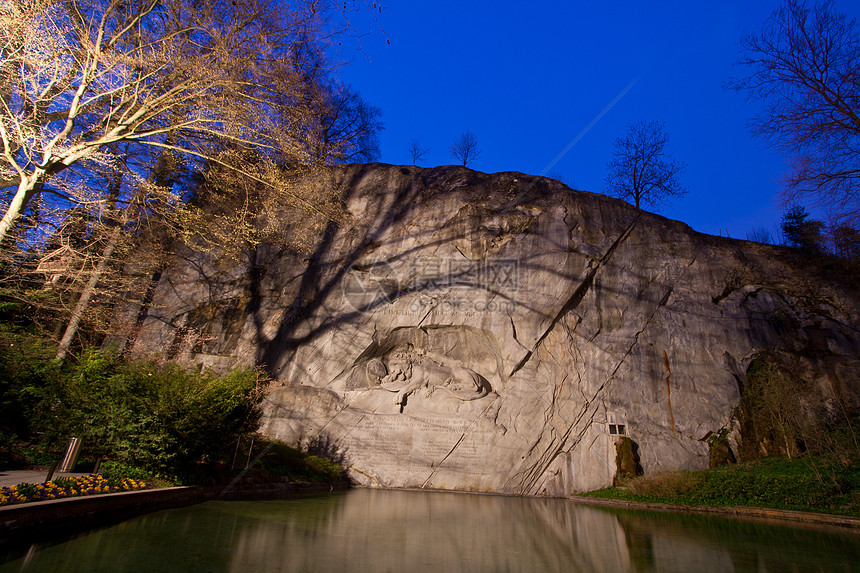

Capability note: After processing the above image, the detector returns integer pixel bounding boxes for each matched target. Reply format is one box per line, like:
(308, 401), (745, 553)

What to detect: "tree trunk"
(55, 226), (121, 361)
(0, 177), (38, 245)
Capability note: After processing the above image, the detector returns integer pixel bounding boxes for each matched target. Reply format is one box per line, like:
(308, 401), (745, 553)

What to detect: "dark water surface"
(2, 488), (859, 572)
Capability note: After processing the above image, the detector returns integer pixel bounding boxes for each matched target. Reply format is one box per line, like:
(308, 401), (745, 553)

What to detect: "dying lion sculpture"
(368, 349), (491, 411)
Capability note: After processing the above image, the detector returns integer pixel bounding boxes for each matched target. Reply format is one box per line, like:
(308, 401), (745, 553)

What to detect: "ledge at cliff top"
(116, 164), (860, 496)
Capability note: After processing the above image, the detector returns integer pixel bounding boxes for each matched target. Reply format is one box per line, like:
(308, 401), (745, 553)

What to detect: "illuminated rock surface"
(121, 164), (860, 495)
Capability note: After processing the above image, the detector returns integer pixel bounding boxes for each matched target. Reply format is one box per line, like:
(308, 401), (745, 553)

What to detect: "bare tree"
(269, 40), (383, 166)
(0, 0), (344, 245)
(746, 227), (775, 244)
(830, 223), (860, 260)
(604, 120), (687, 209)
(1, 0), (384, 360)
(52, 144), (178, 360)
(729, 0), (860, 225)
(0, 140), (183, 360)
(449, 131), (481, 167)
(407, 139), (429, 165)
(301, 82), (384, 164)
(546, 171), (573, 187)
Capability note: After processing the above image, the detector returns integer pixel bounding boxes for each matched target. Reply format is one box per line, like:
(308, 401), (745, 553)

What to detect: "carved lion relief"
(364, 349), (492, 411)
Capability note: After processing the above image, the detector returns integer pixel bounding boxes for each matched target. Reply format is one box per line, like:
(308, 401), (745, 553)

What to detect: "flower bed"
(0, 474), (149, 507)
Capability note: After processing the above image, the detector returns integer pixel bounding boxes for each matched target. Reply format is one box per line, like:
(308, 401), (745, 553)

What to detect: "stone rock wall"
(120, 164), (860, 495)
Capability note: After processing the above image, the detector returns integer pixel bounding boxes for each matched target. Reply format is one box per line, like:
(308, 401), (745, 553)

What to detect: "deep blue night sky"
(336, 1), (860, 240)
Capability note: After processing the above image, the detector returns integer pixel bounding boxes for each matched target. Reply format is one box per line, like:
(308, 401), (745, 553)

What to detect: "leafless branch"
(449, 130), (481, 168)
(604, 120), (687, 210)
(728, 0), (860, 225)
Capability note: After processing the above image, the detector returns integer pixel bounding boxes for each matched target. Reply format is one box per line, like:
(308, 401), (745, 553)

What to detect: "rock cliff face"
(120, 164), (860, 495)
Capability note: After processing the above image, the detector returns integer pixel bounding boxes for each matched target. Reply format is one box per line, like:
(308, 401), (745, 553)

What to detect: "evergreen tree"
(781, 205), (824, 252)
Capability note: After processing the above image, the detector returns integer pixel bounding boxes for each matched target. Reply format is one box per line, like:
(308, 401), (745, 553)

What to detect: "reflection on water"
(2, 489), (859, 572)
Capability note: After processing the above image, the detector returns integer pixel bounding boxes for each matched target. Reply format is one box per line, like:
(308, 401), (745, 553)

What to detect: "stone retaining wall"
(0, 482), (346, 544)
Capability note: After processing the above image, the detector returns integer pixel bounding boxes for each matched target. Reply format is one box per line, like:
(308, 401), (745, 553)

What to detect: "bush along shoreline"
(1, 334), (347, 493)
(0, 436), (348, 508)
(583, 456), (860, 517)
(586, 350), (860, 518)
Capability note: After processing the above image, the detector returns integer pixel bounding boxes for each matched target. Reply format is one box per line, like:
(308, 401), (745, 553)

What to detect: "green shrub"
(614, 436), (642, 484)
(249, 438), (345, 484)
(255, 440), (306, 477)
(0, 325), (63, 443)
(737, 353), (860, 474)
(99, 460), (159, 486)
(627, 471), (706, 498)
(708, 429), (736, 468)
(18, 445), (60, 467)
(737, 354), (806, 461)
(586, 455), (860, 516)
(51, 350), (267, 482)
(304, 454), (344, 482)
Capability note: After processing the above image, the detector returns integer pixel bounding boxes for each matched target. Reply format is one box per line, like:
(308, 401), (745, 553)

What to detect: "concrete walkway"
(0, 470), (92, 488)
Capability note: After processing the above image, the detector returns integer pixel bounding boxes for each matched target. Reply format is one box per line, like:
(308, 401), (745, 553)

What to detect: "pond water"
(2, 489), (859, 572)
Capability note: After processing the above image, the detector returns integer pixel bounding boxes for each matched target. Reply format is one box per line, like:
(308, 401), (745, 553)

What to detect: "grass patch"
(583, 456), (860, 516)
